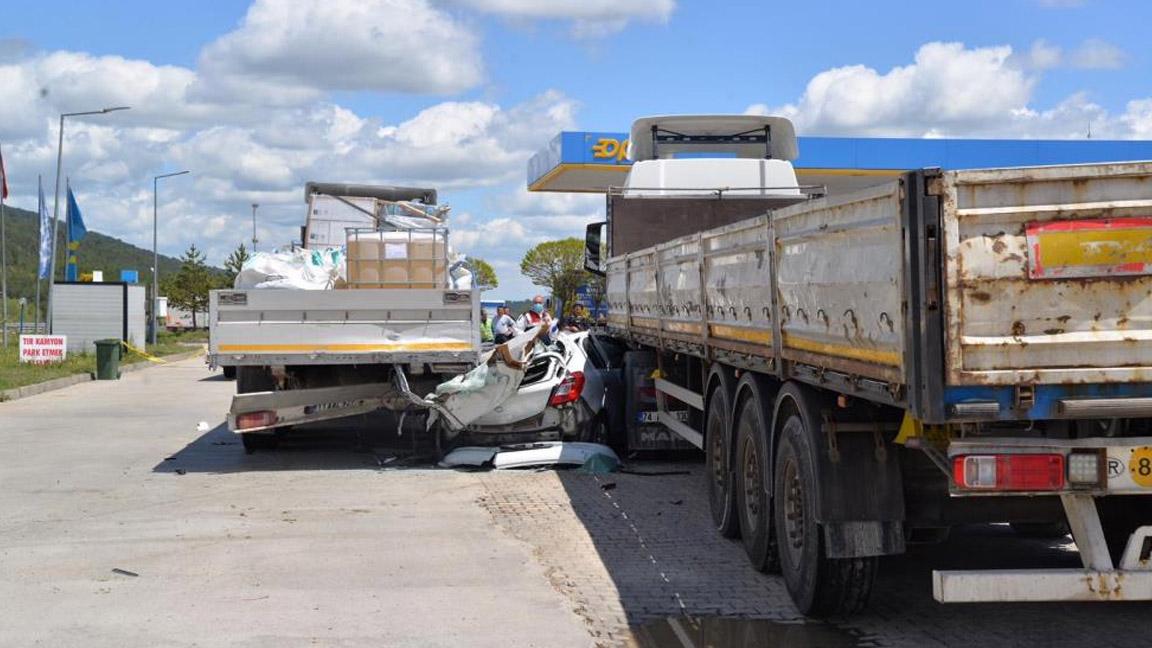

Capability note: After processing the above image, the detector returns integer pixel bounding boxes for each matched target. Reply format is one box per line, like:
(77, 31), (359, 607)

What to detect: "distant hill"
(1, 205), (187, 315)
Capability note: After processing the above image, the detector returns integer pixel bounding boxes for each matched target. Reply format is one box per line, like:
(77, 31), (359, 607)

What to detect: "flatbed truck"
(208, 183), (480, 452)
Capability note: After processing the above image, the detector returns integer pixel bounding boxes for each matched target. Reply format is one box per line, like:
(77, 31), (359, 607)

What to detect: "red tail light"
(549, 371), (585, 406)
(952, 454), (1065, 491)
(236, 410), (277, 430)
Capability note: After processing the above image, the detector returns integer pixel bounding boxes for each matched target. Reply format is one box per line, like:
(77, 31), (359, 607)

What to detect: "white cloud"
(0, 37), (574, 269)
(199, 0), (484, 97)
(450, 0), (675, 36)
(1020, 39), (1063, 70)
(747, 42), (1148, 139)
(1069, 38), (1125, 69)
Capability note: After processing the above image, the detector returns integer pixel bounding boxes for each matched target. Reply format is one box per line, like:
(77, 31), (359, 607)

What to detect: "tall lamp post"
(250, 203), (259, 252)
(152, 170), (190, 345)
(46, 106), (131, 332)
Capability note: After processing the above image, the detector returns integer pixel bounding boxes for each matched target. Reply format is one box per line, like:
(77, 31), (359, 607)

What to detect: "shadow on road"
(197, 374), (231, 382)
(152, 412), (436, 474)
(544, 464), (1151, 647)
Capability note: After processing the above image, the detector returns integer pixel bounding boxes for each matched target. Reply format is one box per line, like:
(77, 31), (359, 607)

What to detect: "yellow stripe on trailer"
(783, 334), (902, 367)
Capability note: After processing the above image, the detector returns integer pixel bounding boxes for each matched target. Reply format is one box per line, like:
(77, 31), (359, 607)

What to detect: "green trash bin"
(94, 339), (122, 380)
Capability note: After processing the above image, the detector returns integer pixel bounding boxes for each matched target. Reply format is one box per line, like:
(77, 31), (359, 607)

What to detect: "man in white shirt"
(493, 306), (516, 344)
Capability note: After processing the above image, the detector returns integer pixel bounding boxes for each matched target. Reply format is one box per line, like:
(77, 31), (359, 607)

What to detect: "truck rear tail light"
(952, 454), (1065, 491)
(236, 410), (277, 430)
(549, 371), (585, 406)
(1067, 451), (1103, 486)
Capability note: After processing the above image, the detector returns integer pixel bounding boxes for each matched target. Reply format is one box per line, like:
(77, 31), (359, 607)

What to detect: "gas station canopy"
(528, 131), (1152, 195)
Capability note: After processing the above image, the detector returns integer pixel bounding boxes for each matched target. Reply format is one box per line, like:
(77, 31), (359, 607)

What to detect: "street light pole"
(251, 203), (259, 252)
(46, 106), (130, 332)
(152, 170), (190, 346)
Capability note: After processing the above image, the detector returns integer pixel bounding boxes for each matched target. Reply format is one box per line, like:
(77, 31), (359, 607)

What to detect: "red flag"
(0, 144), (7, 200)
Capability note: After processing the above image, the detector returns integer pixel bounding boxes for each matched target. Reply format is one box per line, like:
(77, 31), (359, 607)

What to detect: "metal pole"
(1, 189), (8, 349)
(152, 175), (158, 346)
(47, 113), (64, 333)
(151, 170), (189, 346)
(45, 106), (130, 334)
(251, 203), (259, 252)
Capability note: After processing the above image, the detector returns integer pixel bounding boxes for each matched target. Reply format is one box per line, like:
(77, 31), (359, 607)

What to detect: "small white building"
(51, 282), (146, 353)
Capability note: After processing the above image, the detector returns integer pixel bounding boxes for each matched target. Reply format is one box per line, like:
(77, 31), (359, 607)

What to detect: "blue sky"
(1, 0), (1149, 298)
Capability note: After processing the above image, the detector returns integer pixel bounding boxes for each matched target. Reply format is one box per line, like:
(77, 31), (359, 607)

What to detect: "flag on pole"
(37, 178), (52, 280)
(0, 143), (8, 199)
(65, 185), (87, 282)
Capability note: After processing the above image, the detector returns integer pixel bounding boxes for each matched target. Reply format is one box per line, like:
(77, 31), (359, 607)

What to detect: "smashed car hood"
(426, 327), (543, 432)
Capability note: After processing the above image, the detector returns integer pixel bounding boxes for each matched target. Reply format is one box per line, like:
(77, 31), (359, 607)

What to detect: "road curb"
(0, 349), (205, 403)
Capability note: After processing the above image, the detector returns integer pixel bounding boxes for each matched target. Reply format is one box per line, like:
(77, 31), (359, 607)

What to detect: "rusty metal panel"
(772, 182), (906, 382)
(701, 215), (773, 347)
(941, 162), (1152, 385)
(657, 235), (704, 336)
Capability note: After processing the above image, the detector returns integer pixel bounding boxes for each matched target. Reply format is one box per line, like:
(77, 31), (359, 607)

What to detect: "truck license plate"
(638, 410), (689, 424)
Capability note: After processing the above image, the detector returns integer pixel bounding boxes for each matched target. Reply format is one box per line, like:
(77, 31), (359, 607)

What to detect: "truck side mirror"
(585, 221), (607, 276)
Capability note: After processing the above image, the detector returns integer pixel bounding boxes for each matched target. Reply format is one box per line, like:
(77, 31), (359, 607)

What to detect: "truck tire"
(734, 388), (777, 571)
(237, 366), (276, 394)
(706, 381), (739, 538)
(774, 413), (876, 616)
(221, 365), (237, 380)
(241, 432), (278, 454)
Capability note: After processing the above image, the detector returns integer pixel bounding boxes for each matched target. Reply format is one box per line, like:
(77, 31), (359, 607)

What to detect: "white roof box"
(628, 115), (799, 162)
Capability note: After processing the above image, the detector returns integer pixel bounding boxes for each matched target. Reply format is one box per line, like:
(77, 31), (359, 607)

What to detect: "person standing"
(516, 295), (553, 334)
(479, 308), (493, 343)
(493, 306), (516, 344)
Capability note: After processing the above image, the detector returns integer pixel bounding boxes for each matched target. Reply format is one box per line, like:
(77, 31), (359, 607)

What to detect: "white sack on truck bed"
(235, 248), (346, 290)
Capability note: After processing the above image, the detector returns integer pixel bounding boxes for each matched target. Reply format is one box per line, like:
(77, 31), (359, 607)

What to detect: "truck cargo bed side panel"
(941, 162), (1152, 385)
(773, 182), (906, 384)
(701, 216), (774, 351)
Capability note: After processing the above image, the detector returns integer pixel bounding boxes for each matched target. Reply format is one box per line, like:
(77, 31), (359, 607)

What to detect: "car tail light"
(952, 454), (1065, 491)
(549, 371), (585, 406)
(236, 410), (277, 430)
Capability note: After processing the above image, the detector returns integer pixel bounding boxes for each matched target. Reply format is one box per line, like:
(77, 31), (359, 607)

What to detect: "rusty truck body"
(584, 115), (1152, 614)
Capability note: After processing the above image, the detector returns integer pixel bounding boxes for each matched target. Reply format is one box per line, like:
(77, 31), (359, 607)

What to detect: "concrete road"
(0, 359), (590, 648)
(6, 358), (1152, 648)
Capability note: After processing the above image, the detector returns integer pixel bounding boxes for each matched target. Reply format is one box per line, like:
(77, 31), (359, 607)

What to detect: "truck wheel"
(735, 392), (777, 570)
(237, 366), (276, 394)
(221, 365), (237, 380)
(241, 433), (278, 454)
(706, 382), (739, 538)
(774, 413), (876, 616)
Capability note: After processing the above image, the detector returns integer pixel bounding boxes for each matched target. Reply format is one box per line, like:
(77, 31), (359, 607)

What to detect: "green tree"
(465, 256), (498, 290)
(222, 242), (252, 287)
(519, 238), (587, 311)
(163, 244), (213, 328)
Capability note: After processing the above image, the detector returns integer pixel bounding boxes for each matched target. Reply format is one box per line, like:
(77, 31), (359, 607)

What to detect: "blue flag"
(37, 179), (52, 280)
(66, 186), (86, 281)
